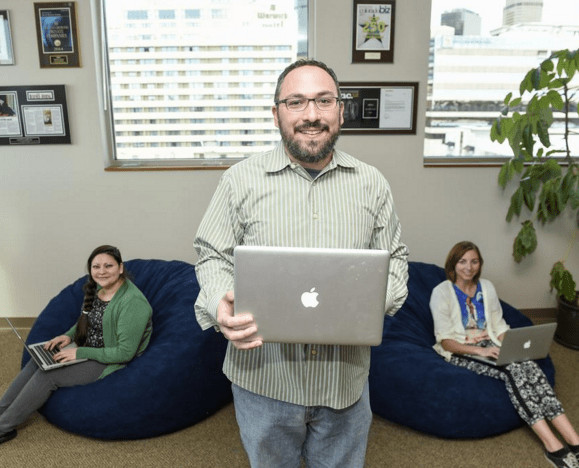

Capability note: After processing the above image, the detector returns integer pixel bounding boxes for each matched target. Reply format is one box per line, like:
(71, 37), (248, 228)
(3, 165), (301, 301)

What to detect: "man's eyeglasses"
(275, 96), (341, 112)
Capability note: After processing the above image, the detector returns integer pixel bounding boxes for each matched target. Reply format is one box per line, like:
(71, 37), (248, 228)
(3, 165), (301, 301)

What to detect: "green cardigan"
(65, 279), (153, 379)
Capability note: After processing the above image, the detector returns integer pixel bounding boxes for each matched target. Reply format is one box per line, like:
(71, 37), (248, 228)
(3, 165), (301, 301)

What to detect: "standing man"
(194, 59), (409, 467)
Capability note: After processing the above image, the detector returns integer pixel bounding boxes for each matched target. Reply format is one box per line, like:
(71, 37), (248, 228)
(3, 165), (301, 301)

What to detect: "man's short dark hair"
(274, 59), (341, 102)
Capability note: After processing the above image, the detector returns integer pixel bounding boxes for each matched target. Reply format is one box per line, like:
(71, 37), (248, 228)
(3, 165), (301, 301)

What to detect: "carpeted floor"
(0, 325), (577, 468)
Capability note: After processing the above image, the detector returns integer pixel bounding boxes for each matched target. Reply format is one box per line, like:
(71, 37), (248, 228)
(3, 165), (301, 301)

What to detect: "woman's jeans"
(0, 359), (105, 433)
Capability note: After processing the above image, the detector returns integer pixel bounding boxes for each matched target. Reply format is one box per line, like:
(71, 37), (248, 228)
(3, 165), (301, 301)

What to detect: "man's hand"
(217, 291), (263, 350)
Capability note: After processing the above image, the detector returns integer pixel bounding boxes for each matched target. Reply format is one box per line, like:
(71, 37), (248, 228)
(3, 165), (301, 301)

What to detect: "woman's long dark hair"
(74, 245), (126, 346)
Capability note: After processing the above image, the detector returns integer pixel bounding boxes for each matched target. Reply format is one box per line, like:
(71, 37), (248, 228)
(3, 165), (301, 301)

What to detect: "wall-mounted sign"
(34, 2), (80, 68)
(352, 0), (396, 64)
(340, 82), (418, 134)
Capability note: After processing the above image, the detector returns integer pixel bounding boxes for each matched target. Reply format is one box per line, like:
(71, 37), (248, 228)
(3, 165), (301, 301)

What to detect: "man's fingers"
(220, 312), (254, 328)
(232, 338), (263, 350)
(225, 324), (258, 341)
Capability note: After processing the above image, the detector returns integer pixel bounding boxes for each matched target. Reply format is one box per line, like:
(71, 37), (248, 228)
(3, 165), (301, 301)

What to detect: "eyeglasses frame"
(275, 96), (342, 112)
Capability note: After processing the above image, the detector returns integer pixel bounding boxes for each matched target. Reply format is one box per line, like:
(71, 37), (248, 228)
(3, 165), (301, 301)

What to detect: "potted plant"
(490, 48), (579, 349)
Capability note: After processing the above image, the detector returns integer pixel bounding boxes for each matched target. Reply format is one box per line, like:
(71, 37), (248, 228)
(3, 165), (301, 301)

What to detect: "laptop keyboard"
(33, 345), (60, 366)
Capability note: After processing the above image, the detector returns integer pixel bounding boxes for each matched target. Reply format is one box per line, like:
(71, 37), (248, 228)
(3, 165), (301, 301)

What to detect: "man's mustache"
(295, 121), (329, 132)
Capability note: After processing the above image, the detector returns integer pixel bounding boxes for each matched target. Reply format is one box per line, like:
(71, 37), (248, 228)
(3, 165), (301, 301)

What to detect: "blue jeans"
(231, 381), (372, 468)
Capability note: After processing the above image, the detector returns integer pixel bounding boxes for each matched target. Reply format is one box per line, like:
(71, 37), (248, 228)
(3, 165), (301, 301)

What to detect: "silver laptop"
(234, 246), (390, 346)
(4, 317), (87, 371)
(467, 322), (557, 366)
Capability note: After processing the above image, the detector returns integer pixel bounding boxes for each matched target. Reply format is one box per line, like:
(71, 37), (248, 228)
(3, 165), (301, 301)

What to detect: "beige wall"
(1, 0), (575, 317)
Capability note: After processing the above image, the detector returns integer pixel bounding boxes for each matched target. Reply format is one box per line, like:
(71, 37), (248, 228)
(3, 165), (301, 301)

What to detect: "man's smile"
(296, 122), (328, 137)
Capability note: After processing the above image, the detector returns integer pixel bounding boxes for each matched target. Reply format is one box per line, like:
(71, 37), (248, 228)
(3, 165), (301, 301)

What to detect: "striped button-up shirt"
(194, 142), (409, 409)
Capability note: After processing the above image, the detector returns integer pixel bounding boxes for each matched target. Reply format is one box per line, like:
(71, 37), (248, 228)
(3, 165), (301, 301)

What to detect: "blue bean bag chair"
(369, 261), (555, 439)
(23, 259), (231, 440)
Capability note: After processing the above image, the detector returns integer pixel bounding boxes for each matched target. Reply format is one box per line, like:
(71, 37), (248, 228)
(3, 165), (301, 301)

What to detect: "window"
(99, 0), (308, 168)
(425, 0), (579, 164)
(185, 9), (200, 19)
(158, 10), (175, 20)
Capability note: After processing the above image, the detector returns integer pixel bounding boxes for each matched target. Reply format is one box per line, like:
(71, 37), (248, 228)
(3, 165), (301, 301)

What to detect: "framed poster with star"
(352, 0), (395, 63)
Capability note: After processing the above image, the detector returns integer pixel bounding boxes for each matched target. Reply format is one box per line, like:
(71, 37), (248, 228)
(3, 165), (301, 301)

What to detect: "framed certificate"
(34, 2), (80, 68)
(340, 82), (418, 134)
(352, 0), (396, 64)
(0, 10), (15, 65)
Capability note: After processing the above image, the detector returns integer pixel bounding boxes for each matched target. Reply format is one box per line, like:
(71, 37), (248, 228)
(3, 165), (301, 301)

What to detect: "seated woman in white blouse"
(430, 241), (579, 468)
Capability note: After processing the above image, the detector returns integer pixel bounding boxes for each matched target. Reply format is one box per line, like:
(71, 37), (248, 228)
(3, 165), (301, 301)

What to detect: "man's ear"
(272, 105), (280, 128)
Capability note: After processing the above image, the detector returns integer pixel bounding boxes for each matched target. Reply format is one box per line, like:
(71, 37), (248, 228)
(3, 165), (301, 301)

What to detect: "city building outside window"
(425, 0), (579, 165)
(99, 0), (308, 168)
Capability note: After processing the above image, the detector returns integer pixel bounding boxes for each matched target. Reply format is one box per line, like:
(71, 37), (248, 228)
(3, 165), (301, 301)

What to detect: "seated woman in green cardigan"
(0, 245), (152, 445)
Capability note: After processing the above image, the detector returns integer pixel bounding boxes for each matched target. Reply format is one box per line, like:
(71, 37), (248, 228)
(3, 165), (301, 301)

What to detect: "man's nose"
(303, 99), (321, 119)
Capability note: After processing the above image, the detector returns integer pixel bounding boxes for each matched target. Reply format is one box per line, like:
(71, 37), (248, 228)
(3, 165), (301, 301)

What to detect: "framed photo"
(0, 10), (15, 65)
(352, 0), (395, 64)
(0, 85), (71, 145)
(340, 82), (418, 134)
(34, 2), (80, 68)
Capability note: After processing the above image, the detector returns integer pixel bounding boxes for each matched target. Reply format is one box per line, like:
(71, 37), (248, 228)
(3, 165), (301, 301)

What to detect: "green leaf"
(503, 92), (513, 106)
(537, 120), (551, 148)
(537, 178), (563, 223)
(520, 70), (534, 94)
(491, 119), (503, 143)
(565, 57), (577, 79)
(512, 158), (525, 172)
(521, 124), (535, 154)
(560, 167), (577, 205)
(531, 68), (542, 89)
(541, 58), (554, 72)
(546, 90), (564, 110)
(512, 220), (537, 262)
(537, 159), (562, 182)
(557, 54), (566, 75)
(550, 261), (577, 302)
(498, 162), (511, 188)
(520, 176), (539, 211)
(510, 97), (522, 107)
(507, 186), (524, 221)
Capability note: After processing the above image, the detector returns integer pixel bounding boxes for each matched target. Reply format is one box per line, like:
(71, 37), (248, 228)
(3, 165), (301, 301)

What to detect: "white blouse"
(429, 278), (511, 361)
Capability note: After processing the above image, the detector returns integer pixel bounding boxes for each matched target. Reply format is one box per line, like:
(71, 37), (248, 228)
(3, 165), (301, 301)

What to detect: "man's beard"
(280, 121), (340, 164)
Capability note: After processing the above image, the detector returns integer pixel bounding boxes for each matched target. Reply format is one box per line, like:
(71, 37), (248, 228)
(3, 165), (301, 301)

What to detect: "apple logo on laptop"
(523, 340), (531, 349)
(301, 288), (319, 308)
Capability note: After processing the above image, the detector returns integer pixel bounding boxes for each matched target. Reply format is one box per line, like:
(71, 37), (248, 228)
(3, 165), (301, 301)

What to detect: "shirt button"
(311, 349), (318, 356)
(313, 213), (319, 220)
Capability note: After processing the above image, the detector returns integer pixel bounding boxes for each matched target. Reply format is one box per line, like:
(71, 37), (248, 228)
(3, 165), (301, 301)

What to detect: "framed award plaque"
(34, 2), (80, 68)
